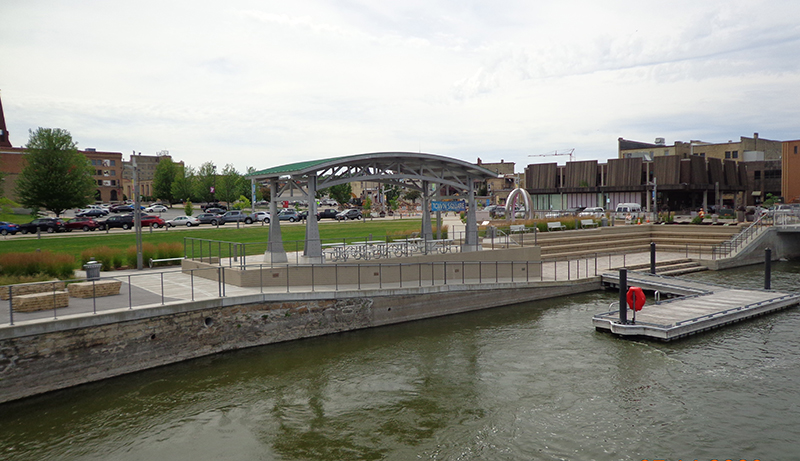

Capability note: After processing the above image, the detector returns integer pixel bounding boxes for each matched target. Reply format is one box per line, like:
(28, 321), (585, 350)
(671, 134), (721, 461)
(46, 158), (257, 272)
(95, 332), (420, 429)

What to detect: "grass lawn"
(0, 219), (423, 261)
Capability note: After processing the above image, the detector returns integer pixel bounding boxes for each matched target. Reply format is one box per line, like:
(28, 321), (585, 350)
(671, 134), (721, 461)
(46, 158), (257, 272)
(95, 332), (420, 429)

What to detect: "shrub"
(0, 251), (75, 279)
(691, 215), (705, 225)
(156, 242), (183, 264)
(184, 200), (193, 217)
(125, 243), (158, 268)
(80, 246), (124, 270)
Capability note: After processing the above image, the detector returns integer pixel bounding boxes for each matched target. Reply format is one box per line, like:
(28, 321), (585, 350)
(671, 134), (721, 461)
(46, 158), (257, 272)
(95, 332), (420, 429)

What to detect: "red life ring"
(627, 286), (645, 311)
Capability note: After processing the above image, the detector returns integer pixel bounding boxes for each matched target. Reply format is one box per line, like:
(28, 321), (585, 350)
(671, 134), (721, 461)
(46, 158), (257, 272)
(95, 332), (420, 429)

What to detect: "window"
(110, 160), (116, 166)
(110, 170), (116, 176)
(754, 171), (761, 180)
(97, 180), (103, 185)
(732, 151), (738, 159)
(795, 146), (798, 154)
(725, 151), (731, 159)
(96, 169), (102, 176)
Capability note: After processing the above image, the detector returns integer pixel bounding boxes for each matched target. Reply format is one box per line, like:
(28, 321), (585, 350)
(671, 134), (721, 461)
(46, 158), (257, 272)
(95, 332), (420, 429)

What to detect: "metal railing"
(1, 252), (616, 327)
(710, 213), (800, 260)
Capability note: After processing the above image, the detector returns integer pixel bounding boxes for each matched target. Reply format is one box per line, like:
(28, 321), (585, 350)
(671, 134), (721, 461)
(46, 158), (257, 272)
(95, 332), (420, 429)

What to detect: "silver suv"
(220, 210), (251, 224)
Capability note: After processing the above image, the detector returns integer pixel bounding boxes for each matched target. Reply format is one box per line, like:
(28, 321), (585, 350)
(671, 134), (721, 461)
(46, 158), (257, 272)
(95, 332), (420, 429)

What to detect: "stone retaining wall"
(0, 279), (598, 404)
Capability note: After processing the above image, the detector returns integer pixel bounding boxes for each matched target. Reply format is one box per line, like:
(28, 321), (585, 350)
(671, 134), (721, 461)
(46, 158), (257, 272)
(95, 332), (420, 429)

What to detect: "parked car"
(144, 205), (168, 213)
(335, 209), (362, 220)
(19, 218), (67, 234)
(220, 210), (251, 224)
(140, 214), (166, 228)
(204, 207), (225, 215)
(0, 221), (20, 235)
(316, 208), (339, 220)
(110, 204), (134, 213)
(166, 216), (200, 227)
(278, 209), (301, 222)
(564, 207), (586, 216)
(579, 207), (605, 217)
(248, 211), (271, 223)
(100, 214), (134, 230)
(196, 213), (222, 225)
(65, 217), (99, 232)
(76, 208), (108, 218)
(201, 202), (227, 212)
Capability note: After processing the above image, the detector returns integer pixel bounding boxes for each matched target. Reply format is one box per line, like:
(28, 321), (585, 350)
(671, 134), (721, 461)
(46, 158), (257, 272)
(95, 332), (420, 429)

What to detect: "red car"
(65, 217), (99, 232)
(140, 214), (166, 228)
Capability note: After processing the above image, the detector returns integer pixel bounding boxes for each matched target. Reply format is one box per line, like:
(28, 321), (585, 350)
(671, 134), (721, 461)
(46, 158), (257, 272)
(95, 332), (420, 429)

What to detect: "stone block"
(0, 281), (66, 300)
(67, 280), (122, 299)
(13, 291), (69, 312)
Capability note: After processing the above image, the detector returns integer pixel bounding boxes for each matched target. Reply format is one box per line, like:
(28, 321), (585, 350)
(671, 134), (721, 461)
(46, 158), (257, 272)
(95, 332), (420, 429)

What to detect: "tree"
(194, 161), (217, 203)
(152, 158), (178, 205)
(403, 189), (421, 204)
(216, 164), (245, 205)
(171, 165), (196, 203)
(15, 128), (95, 217)
(329, 183), (352, 206)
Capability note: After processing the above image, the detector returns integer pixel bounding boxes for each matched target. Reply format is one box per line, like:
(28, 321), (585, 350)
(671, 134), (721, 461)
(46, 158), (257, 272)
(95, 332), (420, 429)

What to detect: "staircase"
(623, 259), (708, 276)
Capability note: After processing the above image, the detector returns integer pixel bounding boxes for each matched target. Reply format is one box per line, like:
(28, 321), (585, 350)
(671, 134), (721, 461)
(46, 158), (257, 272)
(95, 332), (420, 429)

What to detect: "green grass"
(0, 219), (423, 261)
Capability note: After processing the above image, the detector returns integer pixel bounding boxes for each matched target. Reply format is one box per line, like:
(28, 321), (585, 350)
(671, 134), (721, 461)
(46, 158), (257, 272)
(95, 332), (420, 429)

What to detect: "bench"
(1, 280), (65, 300)
(547, 221), (566, 231)
(509, 224), (531, 233)
(67, 280), (122, 298)
(149, 257), (184, 268)
(13, 291), (70, 312)
(580, 219), (598, 229)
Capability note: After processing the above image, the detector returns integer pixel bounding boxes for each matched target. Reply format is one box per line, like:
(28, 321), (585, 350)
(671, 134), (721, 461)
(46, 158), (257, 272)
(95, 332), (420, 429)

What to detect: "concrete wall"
(183, 247), (542, 288)
(0, 278), (596, 404)
(700, 227), (800, 270)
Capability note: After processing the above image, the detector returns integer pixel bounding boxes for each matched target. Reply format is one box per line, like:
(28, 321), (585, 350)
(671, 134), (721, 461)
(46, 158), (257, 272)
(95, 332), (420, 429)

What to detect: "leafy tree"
(232, 195), (251, 210)
(171, 165), (196, 203)
(152, 158), (178, 205)
(15, 128), (95, 217)
(259, 184), (271, 203)
(216, 164), (245, 205)
(383, 184), (401, 203)
(184, 200), (193, 216)
(403, 189), (421, 204)
(329, 183), (352, 206)
(194, 161), (217, 203)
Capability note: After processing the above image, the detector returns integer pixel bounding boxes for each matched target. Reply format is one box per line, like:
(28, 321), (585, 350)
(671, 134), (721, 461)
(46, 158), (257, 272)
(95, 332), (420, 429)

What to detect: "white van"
(615, 203), (642, 218)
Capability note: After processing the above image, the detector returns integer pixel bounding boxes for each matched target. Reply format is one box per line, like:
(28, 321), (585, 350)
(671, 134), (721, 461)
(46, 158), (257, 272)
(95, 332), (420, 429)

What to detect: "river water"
(1, 262), (798, 460)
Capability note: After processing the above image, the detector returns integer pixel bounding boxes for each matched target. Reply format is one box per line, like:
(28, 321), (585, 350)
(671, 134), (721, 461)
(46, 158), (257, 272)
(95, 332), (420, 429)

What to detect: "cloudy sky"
(2, 0), (799, 173)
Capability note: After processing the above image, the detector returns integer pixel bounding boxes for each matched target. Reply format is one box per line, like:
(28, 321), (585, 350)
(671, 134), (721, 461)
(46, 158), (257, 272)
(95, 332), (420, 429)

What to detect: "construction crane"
(528, 148), (575, 162)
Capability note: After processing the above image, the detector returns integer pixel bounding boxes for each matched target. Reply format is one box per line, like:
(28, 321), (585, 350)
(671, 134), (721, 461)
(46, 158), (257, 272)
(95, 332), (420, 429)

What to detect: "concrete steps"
(623, 259), (708, 276)
(487, 223), (746, 261)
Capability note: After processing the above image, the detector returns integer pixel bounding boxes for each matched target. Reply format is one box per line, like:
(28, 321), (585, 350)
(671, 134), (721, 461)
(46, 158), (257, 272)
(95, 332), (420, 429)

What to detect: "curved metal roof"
(246, 152), (498, 190)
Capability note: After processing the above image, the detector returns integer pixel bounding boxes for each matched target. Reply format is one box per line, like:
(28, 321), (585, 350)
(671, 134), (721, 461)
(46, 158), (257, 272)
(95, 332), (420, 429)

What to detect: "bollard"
(650, 242), (656, 275)
(765, 248), (772, 290)
(619, 268), (628, 324)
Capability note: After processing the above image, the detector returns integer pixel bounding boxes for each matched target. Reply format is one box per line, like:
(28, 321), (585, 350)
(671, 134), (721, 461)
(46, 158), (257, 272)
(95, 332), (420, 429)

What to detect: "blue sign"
(431, 200), (466, 212)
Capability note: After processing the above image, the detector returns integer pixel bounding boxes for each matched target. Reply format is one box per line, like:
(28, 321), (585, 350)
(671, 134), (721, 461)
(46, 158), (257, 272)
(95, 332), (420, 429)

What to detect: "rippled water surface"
(1, 261), (798, 460)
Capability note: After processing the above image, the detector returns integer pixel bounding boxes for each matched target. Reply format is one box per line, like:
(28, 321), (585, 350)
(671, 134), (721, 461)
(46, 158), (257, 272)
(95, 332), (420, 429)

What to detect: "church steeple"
(0, 91), (12, 148)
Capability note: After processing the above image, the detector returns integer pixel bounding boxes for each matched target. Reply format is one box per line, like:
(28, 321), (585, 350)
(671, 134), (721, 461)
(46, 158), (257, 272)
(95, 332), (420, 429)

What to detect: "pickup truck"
(316, 208), (339, 220)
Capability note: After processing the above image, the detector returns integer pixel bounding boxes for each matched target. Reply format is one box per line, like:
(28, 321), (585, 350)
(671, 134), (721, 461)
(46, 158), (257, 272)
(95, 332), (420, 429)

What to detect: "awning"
(752, 191), (762, 196)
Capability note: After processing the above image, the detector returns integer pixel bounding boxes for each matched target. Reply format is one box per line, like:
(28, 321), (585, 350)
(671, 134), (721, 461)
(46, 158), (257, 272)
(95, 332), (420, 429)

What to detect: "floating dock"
(593, 272), (800, 341)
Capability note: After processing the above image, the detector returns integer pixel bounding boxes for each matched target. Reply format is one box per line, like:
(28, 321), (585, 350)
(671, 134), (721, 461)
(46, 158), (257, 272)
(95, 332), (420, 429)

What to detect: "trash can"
(601, 216), (609, 227)
(84, 260), (102, 281)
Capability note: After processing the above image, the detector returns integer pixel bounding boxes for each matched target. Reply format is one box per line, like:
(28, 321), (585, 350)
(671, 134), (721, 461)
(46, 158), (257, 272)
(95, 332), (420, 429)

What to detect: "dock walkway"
(594, 272), (800, 341)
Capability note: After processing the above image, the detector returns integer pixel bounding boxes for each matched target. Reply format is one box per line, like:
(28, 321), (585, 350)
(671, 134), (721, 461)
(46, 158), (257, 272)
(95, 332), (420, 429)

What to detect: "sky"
(2, 0), (800, 174)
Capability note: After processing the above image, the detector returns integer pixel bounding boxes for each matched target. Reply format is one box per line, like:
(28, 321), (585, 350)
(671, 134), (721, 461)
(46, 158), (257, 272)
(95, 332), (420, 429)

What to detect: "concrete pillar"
(267, 179), (287, 263)
(304, 174), (322, 261)
(421, 180), (433, 241)
(463, 178), (479, 252)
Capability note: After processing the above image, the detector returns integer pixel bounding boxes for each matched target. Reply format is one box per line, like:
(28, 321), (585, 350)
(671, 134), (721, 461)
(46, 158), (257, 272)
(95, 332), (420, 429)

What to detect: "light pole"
(126, 152), (144, 270)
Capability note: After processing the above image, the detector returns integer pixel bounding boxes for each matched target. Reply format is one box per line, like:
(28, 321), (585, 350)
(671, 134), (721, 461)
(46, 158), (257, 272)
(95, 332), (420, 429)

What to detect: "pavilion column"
(304, 174), (322, 261)
(463, 177), (479, 252)
(267, 179), (287, 263)
(421, 180), (433, 241)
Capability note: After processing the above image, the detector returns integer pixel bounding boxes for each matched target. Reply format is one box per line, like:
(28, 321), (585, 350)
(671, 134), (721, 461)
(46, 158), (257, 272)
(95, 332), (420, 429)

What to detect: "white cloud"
(2, 0), (800, 172)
